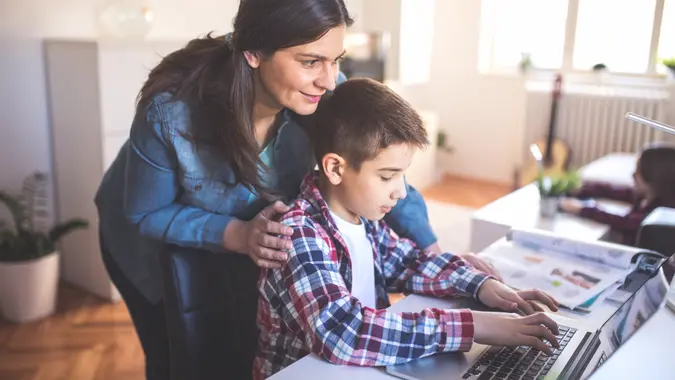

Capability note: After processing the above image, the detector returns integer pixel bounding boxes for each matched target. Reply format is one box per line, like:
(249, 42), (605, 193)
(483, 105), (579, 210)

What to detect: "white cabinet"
(44, 39), (185, 300)
(405, 110), (439, 191)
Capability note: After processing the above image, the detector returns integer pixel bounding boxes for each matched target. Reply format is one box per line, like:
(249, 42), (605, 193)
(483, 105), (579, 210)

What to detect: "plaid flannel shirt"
(253, 172), (492, 379)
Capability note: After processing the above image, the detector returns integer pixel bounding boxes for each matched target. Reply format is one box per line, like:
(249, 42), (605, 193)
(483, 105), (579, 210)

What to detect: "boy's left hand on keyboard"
(477, 279), (559, 315)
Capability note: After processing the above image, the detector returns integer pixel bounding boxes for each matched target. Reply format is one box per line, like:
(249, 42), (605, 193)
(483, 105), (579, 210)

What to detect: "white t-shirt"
(329, 211), (377, 309)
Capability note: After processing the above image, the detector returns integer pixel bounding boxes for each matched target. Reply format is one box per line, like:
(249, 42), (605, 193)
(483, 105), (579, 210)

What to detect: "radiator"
(524, 84), (671, 169)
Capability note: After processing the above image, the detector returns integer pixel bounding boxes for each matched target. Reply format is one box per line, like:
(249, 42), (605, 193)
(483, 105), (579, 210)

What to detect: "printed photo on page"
(481, 242), (632, 309)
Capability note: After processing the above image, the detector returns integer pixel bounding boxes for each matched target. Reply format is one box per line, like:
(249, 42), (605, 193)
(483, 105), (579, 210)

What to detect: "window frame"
(480, 0), (668, 77)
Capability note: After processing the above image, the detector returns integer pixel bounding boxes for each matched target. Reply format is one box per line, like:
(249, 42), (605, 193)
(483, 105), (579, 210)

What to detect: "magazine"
(479, 228), (653, 309)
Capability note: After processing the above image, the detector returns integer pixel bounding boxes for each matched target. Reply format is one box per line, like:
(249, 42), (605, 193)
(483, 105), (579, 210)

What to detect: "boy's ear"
(321, 153), (346, 185)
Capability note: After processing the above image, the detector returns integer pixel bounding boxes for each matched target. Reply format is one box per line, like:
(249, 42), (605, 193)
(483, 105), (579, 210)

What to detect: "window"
(658, 0), (675, 64)
(480, 0), (569, 71)
(574, 0), (656, 73)
(480, 0), (671, 75)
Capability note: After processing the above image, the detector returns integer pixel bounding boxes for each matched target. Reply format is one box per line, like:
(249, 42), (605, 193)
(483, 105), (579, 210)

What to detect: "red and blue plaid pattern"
(253, 172), (492, 379)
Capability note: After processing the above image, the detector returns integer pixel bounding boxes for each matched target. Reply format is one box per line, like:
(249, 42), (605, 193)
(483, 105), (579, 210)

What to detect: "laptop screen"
(584, 265), (669, 378)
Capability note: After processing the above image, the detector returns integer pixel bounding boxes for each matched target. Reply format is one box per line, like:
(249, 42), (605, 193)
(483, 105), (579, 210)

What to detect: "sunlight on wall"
(399, 0), (435, 84)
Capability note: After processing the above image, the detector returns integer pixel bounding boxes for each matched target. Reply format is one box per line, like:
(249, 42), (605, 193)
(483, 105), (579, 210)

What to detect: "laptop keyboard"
(461, 326), (577, 380)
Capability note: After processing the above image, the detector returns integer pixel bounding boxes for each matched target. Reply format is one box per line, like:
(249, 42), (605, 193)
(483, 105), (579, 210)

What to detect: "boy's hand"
(477, 279), (559, 314)
(473, 311), (559, 355)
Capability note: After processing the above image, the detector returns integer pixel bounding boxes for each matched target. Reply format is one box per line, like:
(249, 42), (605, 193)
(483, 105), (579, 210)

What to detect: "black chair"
(636, 207), (675, 281)
(159, 245), (260, 380)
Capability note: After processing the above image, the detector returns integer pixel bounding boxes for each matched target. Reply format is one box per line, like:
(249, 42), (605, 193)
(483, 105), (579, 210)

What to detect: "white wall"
(0, 0), (240, 197)
(431, 0), (527, 185)
(361, 0), (526, 185)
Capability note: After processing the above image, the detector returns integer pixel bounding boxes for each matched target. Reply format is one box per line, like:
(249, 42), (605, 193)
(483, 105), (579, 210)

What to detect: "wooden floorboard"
(422, 174), (512, 208)
(0, 174), (510, 379)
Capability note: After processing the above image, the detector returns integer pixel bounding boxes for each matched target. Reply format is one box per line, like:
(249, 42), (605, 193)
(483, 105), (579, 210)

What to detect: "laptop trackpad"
(386, 344), (490, 380)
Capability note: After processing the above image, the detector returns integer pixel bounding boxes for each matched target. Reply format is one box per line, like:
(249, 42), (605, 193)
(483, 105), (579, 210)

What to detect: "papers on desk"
(480, 228), (647, 309)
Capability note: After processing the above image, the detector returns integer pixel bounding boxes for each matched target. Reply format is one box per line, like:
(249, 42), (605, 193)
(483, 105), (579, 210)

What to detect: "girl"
(559, 144), (675, 245)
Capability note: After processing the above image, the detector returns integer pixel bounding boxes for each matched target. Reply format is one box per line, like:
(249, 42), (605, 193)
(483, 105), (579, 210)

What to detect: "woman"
(95, 0), (498, 378)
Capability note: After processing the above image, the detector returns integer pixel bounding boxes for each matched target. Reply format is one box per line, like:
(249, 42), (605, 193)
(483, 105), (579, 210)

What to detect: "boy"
(254, 78), (560, 379)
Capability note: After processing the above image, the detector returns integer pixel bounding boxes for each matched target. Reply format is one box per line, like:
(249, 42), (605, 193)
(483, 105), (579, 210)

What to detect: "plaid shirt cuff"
(449, 265), (495, 299)
(439, 308), (475, 352)
(471, 274), (495, 300)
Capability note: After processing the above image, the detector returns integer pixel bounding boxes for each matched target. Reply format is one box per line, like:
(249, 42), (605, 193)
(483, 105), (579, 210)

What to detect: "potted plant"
(0, 172), (88, 323)
(536, 171), (581, 218)
(661, 57), (675, 77)
(519, 52), (533, 74)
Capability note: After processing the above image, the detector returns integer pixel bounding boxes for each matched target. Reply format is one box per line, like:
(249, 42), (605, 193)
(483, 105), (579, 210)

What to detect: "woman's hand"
(425, 243), (503, 281)
(473, 311), (560, 355)
(477, 279), (559, 314)
(457, 252), (503, 282)
(224, 201), (294, 268)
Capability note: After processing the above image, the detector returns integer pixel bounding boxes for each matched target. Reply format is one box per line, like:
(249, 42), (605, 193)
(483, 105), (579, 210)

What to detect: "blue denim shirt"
(95, 89), (437, 303)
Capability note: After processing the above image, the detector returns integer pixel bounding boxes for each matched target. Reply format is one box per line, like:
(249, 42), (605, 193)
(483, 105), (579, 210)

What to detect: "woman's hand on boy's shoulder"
(231, 201), (294, 269)
(476, 279), (559, 315)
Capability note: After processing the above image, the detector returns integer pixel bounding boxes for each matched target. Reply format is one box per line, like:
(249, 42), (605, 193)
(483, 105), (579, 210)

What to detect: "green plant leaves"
(536, 171), (581, 197)
(0, 173), (88, 262)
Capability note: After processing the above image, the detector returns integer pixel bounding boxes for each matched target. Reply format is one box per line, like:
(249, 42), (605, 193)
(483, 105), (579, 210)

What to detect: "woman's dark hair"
(136, 0), (353, 197)
(638, 144), (675, 207)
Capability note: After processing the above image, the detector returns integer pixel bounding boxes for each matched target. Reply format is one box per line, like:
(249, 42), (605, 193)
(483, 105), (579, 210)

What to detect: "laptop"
(386, 258), (669, 380)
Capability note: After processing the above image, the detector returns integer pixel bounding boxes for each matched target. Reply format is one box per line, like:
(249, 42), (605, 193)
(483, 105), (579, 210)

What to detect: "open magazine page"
(481, 241), (634, 309)
(507, 228), (644, 269)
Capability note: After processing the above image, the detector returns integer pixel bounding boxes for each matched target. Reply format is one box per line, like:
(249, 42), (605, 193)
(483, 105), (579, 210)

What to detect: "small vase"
(539, 196), (558, 218)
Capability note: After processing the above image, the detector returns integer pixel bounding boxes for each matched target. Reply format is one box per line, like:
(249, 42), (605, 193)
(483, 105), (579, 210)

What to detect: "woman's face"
(245, 25), (347, 115)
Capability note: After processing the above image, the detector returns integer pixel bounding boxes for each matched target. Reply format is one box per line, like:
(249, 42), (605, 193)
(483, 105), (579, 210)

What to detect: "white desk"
(269, 293), (674, 380)
(470, 184), (614, 253)
(469, 153), (638, 254)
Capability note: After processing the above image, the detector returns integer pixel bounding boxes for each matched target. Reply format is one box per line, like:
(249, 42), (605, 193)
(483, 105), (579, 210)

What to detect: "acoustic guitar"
(515, 73), (571, 188)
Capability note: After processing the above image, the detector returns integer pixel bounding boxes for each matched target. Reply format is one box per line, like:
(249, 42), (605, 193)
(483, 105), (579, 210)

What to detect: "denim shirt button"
(194, 183), (202, 191)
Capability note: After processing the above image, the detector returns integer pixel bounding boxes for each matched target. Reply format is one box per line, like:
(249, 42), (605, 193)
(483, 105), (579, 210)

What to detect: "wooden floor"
(0, 174), (510, 380)
(0, 285), (144, 380)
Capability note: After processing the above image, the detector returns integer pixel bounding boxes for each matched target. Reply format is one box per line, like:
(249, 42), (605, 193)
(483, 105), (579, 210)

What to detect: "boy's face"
(327, 143), (415, 221)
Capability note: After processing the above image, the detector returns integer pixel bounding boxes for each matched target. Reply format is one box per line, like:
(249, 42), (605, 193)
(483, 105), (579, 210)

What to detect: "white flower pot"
(0, 251), (60, 323)
(539, 196), (559, 218)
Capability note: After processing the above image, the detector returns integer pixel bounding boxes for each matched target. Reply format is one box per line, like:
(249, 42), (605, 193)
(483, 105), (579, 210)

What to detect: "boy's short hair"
(311, 78), (429, 170)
